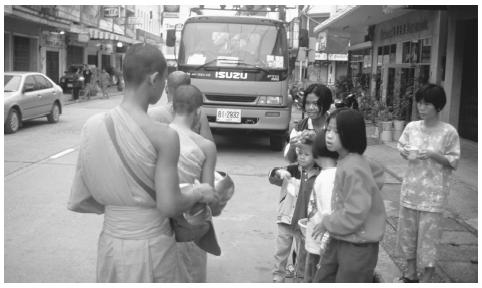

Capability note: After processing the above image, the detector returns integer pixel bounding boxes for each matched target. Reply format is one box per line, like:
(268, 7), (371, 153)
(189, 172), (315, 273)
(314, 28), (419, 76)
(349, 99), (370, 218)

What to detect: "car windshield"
(67, 66), (82, 73)
(179, 22), (288, 70)
(4, 75), (21, 92)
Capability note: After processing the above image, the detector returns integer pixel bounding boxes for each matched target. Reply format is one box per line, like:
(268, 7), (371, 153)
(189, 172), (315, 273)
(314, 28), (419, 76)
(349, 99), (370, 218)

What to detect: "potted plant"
(376, 102), (394, 143)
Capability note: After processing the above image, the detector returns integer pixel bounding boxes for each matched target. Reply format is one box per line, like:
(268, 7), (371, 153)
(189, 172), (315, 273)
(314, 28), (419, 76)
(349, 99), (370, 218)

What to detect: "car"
(59, 64), (86, 92)
(4, 71), (63, 134)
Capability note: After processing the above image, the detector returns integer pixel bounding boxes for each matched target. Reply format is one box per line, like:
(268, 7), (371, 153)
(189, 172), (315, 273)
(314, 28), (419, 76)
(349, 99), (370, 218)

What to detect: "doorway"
(458, 19), (477, 141)
(46, 50), (59, 83)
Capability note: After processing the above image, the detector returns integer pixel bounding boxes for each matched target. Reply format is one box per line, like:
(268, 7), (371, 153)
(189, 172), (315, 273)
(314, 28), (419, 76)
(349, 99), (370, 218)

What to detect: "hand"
(194, 183), (217, 204)
(417, 149), (433, 160)
(276, 169), (292, 180)
(400, 146), (409, 160)
(311, 222), (326, 240)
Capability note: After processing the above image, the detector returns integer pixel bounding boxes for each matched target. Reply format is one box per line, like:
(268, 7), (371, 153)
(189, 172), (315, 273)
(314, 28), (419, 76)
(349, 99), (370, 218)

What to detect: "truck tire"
(270, 134), (284, 151)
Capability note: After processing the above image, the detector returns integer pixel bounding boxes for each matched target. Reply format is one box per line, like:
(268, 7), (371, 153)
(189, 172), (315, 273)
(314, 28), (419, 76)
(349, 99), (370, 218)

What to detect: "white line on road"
(49, 148), (76, 159)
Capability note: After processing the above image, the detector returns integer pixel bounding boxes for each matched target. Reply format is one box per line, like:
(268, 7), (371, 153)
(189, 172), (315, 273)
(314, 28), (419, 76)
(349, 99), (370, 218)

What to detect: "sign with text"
(103, 6), (120, 18)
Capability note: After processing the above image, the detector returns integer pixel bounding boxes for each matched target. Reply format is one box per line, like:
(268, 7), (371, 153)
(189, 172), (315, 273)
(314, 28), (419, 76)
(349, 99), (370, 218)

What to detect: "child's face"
(296, 144), (315, 168)
(325, 118), (342, 153)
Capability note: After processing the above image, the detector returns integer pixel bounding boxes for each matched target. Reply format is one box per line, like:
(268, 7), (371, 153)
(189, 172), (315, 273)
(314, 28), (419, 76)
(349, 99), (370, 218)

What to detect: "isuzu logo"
(215, 71), (248, 80)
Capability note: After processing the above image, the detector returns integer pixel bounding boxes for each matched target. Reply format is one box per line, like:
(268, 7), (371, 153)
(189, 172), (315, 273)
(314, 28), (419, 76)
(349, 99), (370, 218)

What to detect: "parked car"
(4, 72), (63, 134)
(59, 64), (85, 92)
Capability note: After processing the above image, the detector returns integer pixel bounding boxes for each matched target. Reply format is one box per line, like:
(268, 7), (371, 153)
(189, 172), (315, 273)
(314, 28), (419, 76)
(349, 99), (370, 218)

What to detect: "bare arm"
(153, 126), (209, 217)
(199, 110), (214, 142)
(200, 139), (217, 187)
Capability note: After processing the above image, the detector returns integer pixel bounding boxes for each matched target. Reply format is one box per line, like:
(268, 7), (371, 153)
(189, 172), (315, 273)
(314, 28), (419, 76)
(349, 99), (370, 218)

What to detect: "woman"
(284, 83), (333, 163)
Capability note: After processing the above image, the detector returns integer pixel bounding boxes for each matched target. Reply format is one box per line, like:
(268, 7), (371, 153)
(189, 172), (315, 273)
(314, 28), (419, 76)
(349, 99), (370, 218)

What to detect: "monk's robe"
(169, 122), (211, 283)
(69, 106), (179, 282)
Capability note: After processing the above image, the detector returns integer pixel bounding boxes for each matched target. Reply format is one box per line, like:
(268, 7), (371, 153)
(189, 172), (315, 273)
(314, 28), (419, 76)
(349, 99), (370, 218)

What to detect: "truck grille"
(205, 94), (257, 103)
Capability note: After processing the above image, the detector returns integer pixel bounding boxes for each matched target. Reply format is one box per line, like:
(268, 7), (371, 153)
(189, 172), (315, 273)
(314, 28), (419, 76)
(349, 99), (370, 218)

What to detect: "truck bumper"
(202, 105), (291, 133)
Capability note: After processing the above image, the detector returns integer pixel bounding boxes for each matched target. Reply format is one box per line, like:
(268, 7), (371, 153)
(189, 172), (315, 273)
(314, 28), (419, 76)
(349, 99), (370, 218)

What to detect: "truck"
(169, 15), (295, 150)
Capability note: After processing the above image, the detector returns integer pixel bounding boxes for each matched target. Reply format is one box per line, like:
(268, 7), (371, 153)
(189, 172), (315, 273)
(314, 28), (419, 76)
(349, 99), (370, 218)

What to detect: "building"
(4, 5), (161, 85)
(314, 5), (477, 142)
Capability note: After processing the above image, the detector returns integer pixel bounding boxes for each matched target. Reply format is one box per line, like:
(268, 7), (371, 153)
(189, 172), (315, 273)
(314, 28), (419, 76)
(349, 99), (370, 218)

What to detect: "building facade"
(4, 5), (161, 85)
(314, 5), (477, 141)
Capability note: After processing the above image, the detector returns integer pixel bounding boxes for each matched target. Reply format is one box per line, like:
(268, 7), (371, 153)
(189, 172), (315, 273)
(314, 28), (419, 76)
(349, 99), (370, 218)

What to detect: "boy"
(269, 132), (319, 283)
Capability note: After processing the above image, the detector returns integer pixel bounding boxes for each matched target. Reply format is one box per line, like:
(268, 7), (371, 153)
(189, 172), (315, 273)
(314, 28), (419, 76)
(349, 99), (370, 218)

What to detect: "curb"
(63, 90), (123, 106)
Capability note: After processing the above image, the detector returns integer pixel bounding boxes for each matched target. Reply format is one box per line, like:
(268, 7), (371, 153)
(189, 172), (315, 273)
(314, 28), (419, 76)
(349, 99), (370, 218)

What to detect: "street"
(4, 94), (287, 282)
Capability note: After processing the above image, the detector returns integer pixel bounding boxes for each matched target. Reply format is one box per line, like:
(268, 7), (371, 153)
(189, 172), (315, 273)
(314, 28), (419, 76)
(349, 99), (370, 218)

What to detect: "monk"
(68, 43), (216, 283)
(169, 84), (218, 282)
(148, 71), (214, 142)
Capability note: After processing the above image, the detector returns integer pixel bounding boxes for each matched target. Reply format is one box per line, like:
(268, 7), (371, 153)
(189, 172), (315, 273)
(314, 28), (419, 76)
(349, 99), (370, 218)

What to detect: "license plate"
(216, 108), (241, 123)
(67, 84), (73, 87)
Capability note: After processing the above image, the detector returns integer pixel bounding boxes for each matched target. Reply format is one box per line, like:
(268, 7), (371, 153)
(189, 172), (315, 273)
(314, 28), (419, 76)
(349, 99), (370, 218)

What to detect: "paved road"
(4, 94), (288, 282)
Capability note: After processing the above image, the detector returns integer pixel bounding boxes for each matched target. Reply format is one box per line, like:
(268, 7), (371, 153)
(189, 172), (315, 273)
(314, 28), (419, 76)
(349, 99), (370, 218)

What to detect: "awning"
(314, 5), (412, 34)
(88, 28), (138, 44)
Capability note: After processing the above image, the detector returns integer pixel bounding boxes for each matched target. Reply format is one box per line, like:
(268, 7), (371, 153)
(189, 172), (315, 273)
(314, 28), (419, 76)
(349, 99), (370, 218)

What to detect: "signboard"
(78, 33), (90, 43)
(163, 5), (180, 18)
(315, 53), (348, 61)
(40, 31), (66, 48)
(104, 6), (120, 18)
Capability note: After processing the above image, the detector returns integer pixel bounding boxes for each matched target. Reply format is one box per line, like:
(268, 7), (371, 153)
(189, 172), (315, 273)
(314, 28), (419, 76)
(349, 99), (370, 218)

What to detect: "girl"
(284, 83), (333, 163)
(303, 131), (338, 282)
(396, 84), (460, 283)
(312, 108), (386, 282)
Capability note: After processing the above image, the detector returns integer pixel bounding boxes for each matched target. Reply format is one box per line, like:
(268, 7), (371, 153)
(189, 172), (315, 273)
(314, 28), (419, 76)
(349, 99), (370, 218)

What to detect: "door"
(33, 74), (56, 115)
(13, 36), (30, 71)
(46, 51), (59, 83)
(20, 75), (41, 119)
(458, 19), (477, 141)
(87, 54), (97, 66)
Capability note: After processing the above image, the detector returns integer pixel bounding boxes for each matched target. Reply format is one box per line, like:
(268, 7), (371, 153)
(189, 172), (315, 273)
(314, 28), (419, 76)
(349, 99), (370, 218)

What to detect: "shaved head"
(167, 71), (191, 97)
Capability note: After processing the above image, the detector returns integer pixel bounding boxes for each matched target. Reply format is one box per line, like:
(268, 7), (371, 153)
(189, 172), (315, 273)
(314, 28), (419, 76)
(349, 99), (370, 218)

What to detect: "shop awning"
(314, 5), (412, 34)
(88, 28), (138, 44)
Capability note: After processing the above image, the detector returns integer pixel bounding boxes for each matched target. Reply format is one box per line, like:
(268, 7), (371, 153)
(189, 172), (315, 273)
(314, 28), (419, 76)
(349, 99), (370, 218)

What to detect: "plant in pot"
(376, 102), (394, 143)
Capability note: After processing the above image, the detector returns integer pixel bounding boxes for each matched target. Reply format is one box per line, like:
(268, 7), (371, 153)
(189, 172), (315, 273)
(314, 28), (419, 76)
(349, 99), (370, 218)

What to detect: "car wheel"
(47, 103), (60, 123)
(5, 109), (20, 134)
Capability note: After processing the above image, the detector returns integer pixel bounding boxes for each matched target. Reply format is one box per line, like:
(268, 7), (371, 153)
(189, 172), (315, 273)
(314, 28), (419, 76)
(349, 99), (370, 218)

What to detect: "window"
(402, 38), (431, 64)
(24, 76), (37, 92)
(34, 75), (53, 90)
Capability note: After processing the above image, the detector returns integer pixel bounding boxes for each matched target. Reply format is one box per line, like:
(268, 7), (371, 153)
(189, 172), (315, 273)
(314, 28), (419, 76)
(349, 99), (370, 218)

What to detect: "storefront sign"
(380, 20), (428, 40)
(40, 31), (66, 48)
(163, 5), (180, 18)
(78, 33), (90, 43)
(315, 53), (348, 61)
(103, 6), (120, 18)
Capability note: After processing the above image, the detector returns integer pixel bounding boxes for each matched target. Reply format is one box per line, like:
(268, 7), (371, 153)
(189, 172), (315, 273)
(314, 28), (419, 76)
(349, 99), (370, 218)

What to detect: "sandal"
(398, 276), (419, 283)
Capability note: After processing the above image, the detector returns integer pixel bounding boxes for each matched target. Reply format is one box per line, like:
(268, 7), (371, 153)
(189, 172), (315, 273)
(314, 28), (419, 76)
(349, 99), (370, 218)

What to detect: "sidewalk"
(290, 107), (477, 282)
(366, 139), (478, 283)
(62, 85), (123, 105)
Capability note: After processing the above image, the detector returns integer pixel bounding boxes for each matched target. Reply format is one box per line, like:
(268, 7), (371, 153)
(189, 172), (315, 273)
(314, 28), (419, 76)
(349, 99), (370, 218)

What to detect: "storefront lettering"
(380, 21), (428, 40)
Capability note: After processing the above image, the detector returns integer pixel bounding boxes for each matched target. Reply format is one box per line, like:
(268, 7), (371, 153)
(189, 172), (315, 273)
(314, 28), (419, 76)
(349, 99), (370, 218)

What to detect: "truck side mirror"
(166, 29), (176, 47)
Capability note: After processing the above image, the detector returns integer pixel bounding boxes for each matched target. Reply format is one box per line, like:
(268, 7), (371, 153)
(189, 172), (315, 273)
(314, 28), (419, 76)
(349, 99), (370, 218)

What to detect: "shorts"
(396, 206), (442, 271)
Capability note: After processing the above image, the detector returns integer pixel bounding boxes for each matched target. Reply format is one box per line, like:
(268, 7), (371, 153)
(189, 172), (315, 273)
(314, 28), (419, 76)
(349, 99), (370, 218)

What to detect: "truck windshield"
(179, 22), (288, 70)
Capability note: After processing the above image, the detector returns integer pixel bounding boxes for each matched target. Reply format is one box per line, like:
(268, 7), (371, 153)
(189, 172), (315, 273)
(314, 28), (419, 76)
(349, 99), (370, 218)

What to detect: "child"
(269, 133), (320, 283)
(396, 84), (460, 283)
(303, 131), (338, 282)
(312, 108), (386, 283)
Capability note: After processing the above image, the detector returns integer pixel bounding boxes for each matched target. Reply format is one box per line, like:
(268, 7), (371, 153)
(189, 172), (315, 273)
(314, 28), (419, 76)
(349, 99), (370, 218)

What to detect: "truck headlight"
(258, 96), (282, 105)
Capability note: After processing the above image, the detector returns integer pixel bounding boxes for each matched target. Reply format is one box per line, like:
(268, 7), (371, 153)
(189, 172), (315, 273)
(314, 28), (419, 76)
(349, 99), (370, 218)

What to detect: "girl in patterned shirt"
(396, 84), (460, 283)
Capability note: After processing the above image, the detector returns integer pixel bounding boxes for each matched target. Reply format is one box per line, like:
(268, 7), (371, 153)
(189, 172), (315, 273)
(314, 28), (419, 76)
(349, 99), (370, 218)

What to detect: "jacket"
(321, 154), (386, 243)
(269, 164), (319, 227)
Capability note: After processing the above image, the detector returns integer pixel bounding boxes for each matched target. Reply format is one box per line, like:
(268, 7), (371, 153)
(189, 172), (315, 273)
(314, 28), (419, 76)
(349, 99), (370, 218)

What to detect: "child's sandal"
(398, 276), (419, 283)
